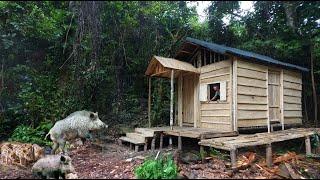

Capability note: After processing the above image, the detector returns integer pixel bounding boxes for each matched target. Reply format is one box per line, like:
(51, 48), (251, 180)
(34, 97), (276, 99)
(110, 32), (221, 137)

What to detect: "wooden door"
(182, 74), (194, 125)
(268, 70), (281, 122)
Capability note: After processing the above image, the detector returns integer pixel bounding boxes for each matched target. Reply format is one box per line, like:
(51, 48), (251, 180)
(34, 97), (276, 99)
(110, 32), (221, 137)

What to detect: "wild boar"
(45, 110), (108, 154)
(32, 154), (76, 179)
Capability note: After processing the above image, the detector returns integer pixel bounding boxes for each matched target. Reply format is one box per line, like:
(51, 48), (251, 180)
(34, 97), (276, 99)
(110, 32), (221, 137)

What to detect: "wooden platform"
(119, 126), (238, 152)
(199, 128), (320, 169)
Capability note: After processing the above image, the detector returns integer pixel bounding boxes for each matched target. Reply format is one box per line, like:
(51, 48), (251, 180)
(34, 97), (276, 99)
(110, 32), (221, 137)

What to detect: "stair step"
(135, 128), (155, 137)
(126, 133), (147, 142)
(119, 136), (145, 145)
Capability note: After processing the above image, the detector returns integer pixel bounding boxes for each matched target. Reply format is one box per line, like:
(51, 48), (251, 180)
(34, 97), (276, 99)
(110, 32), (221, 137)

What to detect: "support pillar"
(148, 77), (151, 128)
(151, 136), (156, 151)
(170, 70), (174, 130)
(178, 136), (182, 150)
(305, 136), (312, 156)
(266, 143), (273, 167)
(160, 133), (163, 150)
(230, 149), (237, 170)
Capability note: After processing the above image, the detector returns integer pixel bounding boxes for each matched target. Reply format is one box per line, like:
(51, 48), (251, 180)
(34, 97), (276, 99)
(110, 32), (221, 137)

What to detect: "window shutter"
(220, 81), (227, 101)
(199, 84), (208, 101)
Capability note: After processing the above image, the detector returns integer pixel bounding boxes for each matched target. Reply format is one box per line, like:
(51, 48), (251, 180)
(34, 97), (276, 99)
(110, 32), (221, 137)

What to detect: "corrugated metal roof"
(186, 37), (309, 72)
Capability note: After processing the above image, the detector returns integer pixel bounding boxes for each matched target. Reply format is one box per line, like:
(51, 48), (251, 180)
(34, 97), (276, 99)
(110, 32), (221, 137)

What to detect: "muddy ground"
(1, 139), (320, 179)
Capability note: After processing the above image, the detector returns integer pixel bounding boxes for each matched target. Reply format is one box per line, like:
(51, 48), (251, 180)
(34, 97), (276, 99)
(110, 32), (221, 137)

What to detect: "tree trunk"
(310, 44), (318, 127)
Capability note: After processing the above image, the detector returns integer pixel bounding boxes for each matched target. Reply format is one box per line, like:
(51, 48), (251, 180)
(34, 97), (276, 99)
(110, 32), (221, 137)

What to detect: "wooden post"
(168, 137), (173, 149)
(151, 136), (156, 151)
(266, 69), (270, 133)
(148, 77), (151, 128)
(135, 145), (139, 152)
(266, 143), (273, 167)
(144, 140), (148, 152)
(280, 69), (284, 130)
(230, 149), (237, 170)
(129, 143), (132, 150)
(305, 136), (311, 156)
(170, 70), (174, 130)
(178, 136), (182, 150)
(200, 145), (205, 163)
(160, 133), (163, 150)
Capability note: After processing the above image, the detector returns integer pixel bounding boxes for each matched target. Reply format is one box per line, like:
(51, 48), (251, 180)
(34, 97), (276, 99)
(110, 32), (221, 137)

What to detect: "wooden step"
(134, 128), (155, 137)
(126, 132), (147, 142)
(119, 136), (145, 145)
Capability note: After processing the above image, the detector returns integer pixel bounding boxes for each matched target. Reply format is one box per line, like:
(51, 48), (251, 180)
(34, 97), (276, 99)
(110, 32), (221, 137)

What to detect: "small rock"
(125, 158), (133, 162)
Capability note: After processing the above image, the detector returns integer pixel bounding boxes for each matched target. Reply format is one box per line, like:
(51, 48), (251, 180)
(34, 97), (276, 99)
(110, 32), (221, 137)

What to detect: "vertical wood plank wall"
(199, 60), (233, 131)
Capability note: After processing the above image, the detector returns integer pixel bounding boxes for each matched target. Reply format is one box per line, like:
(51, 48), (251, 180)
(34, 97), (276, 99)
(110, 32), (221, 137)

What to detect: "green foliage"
(311, 132), (320, 148)
(209, 147), (229, 160)
(134, 155), (178, 179)
(9, 121), (53, 146)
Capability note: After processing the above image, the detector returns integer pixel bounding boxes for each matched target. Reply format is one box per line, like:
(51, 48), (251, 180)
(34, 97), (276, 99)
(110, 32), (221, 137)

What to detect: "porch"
(119, 126), (238, 152)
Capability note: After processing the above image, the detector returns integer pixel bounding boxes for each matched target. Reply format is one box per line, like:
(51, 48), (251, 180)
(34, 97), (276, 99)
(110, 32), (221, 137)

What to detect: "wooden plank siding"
(199, 60), (233, 131)
(283, 70), (302, 124)
(236, 59), (303, 128)
(236, 59), (268, 127)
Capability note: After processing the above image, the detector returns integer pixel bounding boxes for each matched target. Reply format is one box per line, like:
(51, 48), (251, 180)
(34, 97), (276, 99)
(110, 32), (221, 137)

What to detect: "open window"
(200, 81), (227, 102)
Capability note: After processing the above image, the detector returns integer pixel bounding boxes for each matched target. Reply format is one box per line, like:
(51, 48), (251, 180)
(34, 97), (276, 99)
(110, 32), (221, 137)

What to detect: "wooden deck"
(199, 128), (320, 169)
(136, 126), (238, 139)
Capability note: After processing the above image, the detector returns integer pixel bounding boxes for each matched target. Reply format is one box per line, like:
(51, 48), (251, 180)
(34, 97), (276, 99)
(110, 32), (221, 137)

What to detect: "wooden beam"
(178, 75), (183, 127)
(267, 69), (270, 133)
(232, 59), (238, 131)
(151, 70), (171, 77)
(170, 69), (174, 130)
(280, 69), (284, 130)
(148, 77), (151, 128)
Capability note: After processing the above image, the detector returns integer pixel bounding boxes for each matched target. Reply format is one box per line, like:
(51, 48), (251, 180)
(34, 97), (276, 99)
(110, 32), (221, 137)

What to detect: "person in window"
(209, 85), (220, 102)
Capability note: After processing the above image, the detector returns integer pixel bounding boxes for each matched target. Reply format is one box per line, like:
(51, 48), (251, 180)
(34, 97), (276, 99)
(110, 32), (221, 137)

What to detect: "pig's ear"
(60, 155), (66, 162)
(90, 113), (95, 119)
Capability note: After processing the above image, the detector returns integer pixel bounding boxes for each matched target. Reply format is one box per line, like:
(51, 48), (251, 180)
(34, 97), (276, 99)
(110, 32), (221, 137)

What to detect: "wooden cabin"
(145, 37), (309, 133)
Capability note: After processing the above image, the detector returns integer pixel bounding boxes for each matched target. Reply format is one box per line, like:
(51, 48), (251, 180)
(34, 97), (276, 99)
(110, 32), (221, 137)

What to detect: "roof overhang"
(145, 55), (199, 78)
(175, 37), (309, 72)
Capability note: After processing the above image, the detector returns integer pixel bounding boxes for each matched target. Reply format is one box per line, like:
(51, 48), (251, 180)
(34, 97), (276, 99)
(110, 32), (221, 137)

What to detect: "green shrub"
(134, 155), (178, 179)
(9, 121), (53, 146)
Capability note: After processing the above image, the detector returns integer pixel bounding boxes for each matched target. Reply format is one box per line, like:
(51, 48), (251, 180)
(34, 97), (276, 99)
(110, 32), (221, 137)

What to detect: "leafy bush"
(9, 121), (53, 146)
(134, 155), (178, 179)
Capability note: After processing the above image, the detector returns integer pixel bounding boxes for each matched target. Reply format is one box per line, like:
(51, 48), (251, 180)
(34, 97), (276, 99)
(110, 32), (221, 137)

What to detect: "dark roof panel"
(185, 37), (309, 72)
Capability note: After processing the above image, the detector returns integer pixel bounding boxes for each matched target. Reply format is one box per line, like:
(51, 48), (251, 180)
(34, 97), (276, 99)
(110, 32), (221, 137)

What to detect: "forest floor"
(1, 139), (320, 179)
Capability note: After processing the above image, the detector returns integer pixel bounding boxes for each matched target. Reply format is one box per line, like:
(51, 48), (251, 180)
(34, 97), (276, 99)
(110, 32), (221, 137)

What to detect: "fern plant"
(134, 154), (178, 179)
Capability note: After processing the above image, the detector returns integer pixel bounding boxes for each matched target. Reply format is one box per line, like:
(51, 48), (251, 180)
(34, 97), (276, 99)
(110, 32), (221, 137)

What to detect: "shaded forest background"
(0, 1), (319, 142)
